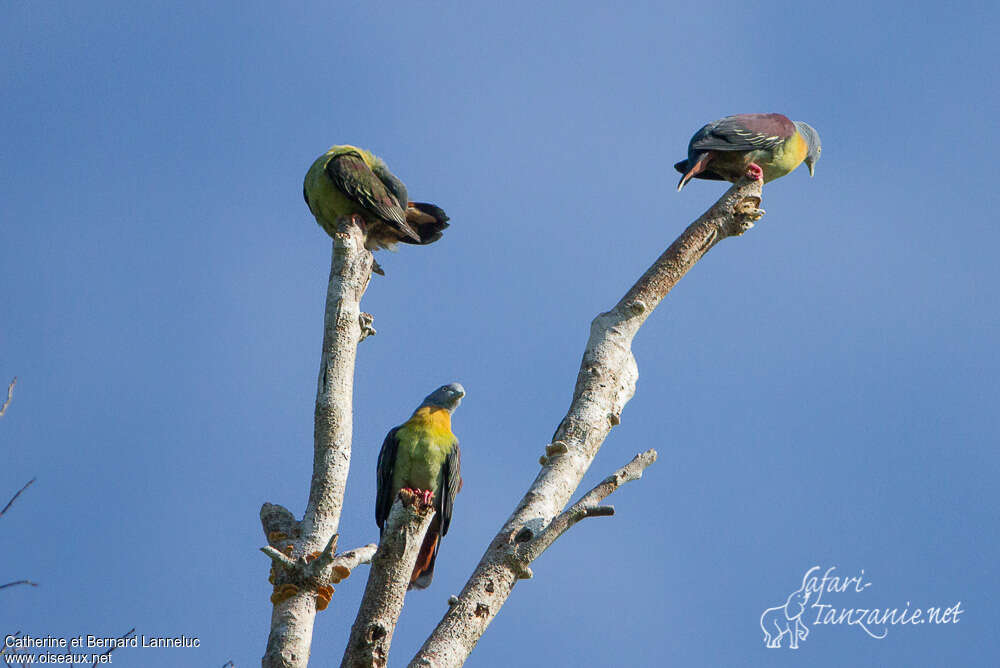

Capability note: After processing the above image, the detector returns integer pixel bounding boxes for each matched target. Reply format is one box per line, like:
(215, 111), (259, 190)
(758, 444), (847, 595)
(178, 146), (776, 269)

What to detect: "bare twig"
(1, 478), (35, 519)
(410, 179), (763, 667)
(261, 215), (375, 668)
(91, 627), (135, 667)
(261, 535), (378, 585)
(0, 580), (38, 591)
(0, 377), (14, 418)
(2, 632), (22, 667)
(341, 494), (436, 668)
(331, 544), (379, 574)
(511, 449), (658, 574)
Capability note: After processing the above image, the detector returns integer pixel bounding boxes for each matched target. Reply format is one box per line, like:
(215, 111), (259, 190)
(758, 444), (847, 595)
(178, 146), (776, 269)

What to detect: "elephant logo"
(760, 584), (811, 649)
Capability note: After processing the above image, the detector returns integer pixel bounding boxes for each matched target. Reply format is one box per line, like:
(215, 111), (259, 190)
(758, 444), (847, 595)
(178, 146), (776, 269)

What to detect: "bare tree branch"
(261, 215), (376, 668)
(341, 492), (436, 668)
(1, 478), (35, 519)
(409, 179), (763, 666)
(0, 580), (38, 591)
(331, 544), (379, 572)
(261, 534), (378, 586)
(90, 627), (135, 667)
(2, 632), (22, 667)
(0, 377), (14, 418)
(510, 449), (658, 575)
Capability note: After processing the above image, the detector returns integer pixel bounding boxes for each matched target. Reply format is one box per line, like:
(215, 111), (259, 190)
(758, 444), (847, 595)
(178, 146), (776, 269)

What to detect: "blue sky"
(2, 2), (998, 666)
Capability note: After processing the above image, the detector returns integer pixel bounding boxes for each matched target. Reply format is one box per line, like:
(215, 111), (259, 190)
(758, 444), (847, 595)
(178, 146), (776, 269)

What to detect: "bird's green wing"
(690, 113), (794, 153)
(371, 162), (409, 213)
(375, 427), (401, 533)
(326, 152), (420, 241)
(440, 441), (461, 535)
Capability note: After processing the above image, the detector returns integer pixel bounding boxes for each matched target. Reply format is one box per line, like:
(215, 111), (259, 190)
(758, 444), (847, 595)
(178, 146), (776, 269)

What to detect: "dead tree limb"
(0, 377), (15, 418)
(341, 493), (437, 668)
(409, 179), (763, 666)
(1, 478), (35, 519)
(90, 628), (136, 667)
(0, 580), (38, 591)
(261, 215), (376, 668)
(509, 448), (657, 576)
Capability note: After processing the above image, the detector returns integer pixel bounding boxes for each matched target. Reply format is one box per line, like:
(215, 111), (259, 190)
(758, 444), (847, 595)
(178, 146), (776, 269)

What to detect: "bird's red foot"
(400, 487), (435, 507)
(746, 163), (764, 181)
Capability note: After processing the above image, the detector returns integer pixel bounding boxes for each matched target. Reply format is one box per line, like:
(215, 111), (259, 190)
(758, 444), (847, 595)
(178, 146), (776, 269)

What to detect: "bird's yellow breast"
(402, 406), (454, 439)
(761, 131), (808, 182)
(392, 407), (456, 492)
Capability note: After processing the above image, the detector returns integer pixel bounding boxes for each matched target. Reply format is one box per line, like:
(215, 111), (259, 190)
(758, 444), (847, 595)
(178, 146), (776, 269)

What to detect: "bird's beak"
(808, 162), (815, 178)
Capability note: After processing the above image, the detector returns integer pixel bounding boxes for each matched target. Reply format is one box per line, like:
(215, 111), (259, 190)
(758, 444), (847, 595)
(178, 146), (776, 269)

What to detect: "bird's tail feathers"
(401, 202), (450, 245)
(676, 153), (713, 191)
(409, 522), (441, 590)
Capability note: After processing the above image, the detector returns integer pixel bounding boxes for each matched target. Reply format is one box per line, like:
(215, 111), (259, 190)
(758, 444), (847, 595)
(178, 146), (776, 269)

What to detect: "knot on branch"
(502, 538), (535, 580)
(366, 623), (388, 644)
(731, 195), (764, 233)
(626, 300), (647, 316)
(716, 180), (764, 237)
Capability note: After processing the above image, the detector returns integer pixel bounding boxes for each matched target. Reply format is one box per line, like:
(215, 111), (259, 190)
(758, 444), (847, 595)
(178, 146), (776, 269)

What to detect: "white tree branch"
(409, 179), (763, 667)
(341, 493), (437, 668)
(0, 377), (15, 418)
(510, 449), (658, 574)
(331, 543), (380, 574)
(261, 536), (378, 583)
(261, 215), (375, 668)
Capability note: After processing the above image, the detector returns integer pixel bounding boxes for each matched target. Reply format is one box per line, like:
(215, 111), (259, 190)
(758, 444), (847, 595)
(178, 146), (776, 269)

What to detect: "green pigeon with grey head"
(674, 113), (821, 190)
(376, 383), (464, 589)
(303, 145), (450, 274)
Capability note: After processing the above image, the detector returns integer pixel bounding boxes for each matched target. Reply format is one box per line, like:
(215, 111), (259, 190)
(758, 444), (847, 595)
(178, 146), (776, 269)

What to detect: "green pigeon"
(674, 113), (821, 190)
(376, 383), (464, 589)
(303, 145), (449, 272)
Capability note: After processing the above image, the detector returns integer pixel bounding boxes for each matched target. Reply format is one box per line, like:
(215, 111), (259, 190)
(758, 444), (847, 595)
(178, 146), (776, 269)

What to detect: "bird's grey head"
(795, 121), (822, 177)
(420, 383), (466, 412)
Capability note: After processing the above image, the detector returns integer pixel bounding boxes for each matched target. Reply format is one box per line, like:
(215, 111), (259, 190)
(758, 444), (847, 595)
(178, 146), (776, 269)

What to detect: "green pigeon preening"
(376, 383), (464, 590)
(303, 145), (450, 273)
(674, 114), (821, 190)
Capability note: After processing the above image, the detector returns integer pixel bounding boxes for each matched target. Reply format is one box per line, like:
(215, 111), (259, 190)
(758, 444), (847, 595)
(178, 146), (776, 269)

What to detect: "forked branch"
(261, 216), (376, 668)
(410, 179), (763, 666)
